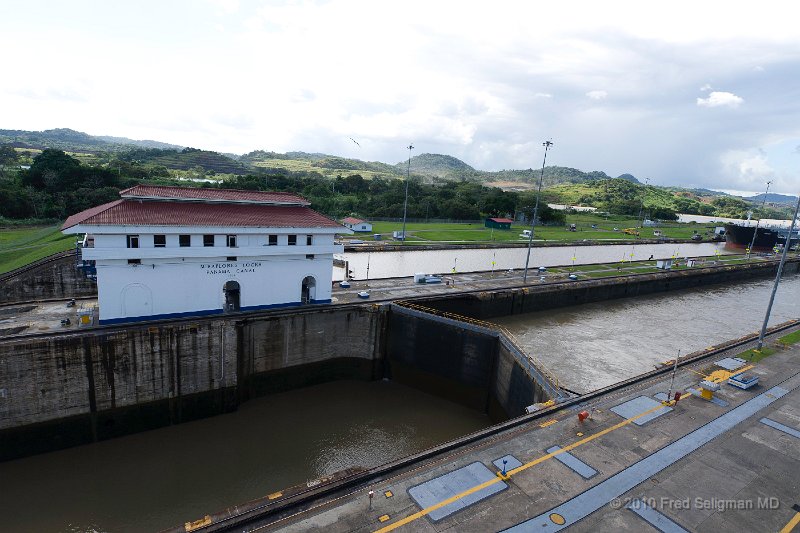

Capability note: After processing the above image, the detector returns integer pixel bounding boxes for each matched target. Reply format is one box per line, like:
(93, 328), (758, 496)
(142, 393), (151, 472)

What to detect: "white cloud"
(696, 91), (744, 108)
(2, 0), (800, 191)
(207, 0), (239, 14)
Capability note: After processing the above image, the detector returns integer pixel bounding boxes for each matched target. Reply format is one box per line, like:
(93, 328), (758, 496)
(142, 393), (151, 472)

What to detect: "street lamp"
(638, 177), (650, 230)
(755, 191), (800, 351)
(401, 144), (414, 242)
(746, 181), (771, 259)
(523, 140), (553, 282)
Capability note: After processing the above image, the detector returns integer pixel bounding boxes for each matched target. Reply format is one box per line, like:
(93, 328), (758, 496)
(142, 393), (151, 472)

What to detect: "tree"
(0, 145), (19, 179)
(21, 149), (82, 191)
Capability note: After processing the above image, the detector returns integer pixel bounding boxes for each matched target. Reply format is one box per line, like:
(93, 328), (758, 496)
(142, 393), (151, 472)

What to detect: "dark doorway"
(301, 276), (316, 304)
(224, 280), (240, 311)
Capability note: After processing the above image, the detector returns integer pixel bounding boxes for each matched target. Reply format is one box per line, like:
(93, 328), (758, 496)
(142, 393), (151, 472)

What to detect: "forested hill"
(2, 128), (648, 188)
(395, 153), (475, 177)
(0, 128), (182, 152)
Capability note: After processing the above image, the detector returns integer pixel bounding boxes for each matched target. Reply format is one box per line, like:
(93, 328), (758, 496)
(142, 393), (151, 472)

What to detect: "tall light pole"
(746, 180), (772, 259)
(523, 140), (553, 282)
(755, 191), (800, 351)
(638, 177), (650, 230)
(401, 144), (414, 242)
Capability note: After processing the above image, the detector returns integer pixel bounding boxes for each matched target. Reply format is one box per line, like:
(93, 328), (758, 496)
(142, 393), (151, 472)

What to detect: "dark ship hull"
(724, 224), (780, 252)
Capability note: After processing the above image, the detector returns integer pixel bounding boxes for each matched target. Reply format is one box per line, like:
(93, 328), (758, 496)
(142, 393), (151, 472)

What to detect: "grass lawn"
(736, 346), (777, 363)
(778, 330), (800, 346)
(364, 215), (718, 245)
(0, 225), (75, 274)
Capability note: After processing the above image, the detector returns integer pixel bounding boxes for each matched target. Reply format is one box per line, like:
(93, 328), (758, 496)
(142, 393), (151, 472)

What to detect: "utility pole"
(523, 140), (553, 282)
(755, 191), (800, 351)
(401, 144), (414, 243)
(746, 181), (772, 259)
(638, 177), (650, 230)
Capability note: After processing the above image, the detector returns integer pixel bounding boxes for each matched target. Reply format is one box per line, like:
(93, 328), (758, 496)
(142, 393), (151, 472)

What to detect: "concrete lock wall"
(237, 305), (387, 399)
(0, 305), (388, 461)
(386, 305), (554, 420)
(1, 251), (98, 305)
(420, 259), (800, 320)
(0, 320), (238, 461)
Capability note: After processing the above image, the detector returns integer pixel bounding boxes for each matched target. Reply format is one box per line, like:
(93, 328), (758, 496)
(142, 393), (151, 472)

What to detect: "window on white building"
(288, 235), (297, 246)
(126, 235), (139, 248)
(203, 234), (215, 247)
(154, 235), (166, 247)
(127, 259), (141, 265)
(179, 234), (191, 247)
(306, 235), (313, 245)
(227, 235), (237, 247)
(268, 234), (278, 246)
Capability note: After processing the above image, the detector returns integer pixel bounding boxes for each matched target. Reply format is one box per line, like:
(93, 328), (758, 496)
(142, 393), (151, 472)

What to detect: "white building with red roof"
(62, 185), (351, 324)
(340, 217), (373, 233)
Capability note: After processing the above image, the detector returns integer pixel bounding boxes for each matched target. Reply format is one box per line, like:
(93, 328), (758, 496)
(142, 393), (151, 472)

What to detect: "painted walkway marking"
(407, 462), (507, 521)
(760, 417), (800, 439)
(627, 498), (689, 533)
(501, 386), (789, 532)
(493, 455), (523, 472)
(545, 446), (597, 479)
(610, 396), (672, 426)
(374, 393), (680, 532)
(781, 504), (800, 533)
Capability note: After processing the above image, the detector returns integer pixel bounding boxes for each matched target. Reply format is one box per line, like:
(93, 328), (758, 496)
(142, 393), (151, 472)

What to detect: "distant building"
(547, 204), (598, 212)
(61, 185), (351, 324)
(341, 217), (373, 232)
(485, 217), (514, 229)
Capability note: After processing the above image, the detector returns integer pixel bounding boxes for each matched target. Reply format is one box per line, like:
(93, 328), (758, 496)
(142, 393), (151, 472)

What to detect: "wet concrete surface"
(0, 298), (97, 336)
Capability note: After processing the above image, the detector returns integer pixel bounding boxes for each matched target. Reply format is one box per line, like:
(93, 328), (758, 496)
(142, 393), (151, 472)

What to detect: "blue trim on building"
(240, 301), (301, 312)
(100, 308), (223, 325)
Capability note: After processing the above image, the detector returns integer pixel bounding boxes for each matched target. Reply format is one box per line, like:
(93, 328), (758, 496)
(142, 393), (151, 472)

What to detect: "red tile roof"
(62, 200), (344, 230)
(341, 217), (367, 225)
(488, 218), (514, 223)
(119, 185), (310, 205)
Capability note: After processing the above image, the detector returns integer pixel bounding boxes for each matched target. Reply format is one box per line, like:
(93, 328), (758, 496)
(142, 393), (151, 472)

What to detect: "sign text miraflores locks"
(200, 262), (263, 275)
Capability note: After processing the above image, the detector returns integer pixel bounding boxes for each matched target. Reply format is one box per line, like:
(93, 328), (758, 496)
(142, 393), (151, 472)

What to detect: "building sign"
(200, 262), (262, 275)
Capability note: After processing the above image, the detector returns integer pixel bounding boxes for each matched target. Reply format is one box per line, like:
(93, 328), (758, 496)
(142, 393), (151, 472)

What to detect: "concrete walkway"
(246, 344), (800, 533)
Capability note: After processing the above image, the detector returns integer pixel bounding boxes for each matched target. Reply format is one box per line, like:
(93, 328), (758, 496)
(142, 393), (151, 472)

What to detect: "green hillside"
(117, 147), (248, 174)
(396, 153), (476, 177)
(0, 225), (74, 274)
(0, 128), (181, 153)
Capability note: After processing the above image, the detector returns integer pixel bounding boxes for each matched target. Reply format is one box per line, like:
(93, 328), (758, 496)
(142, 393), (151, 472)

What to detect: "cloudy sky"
(1, 0), (799, 194)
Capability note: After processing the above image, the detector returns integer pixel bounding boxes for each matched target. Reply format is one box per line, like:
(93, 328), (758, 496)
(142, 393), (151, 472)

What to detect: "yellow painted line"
(373, 396), (687, 533)
(707, 364), (753, 384)
(378, 514), (391, 523)
(539, 419), (558, 428)
(780, 511), (800, 533)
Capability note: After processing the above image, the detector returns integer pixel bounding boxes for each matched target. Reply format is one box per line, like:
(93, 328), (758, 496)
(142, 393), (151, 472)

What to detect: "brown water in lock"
(0, 380), (489, 533)
(495, 274), (800, 393)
